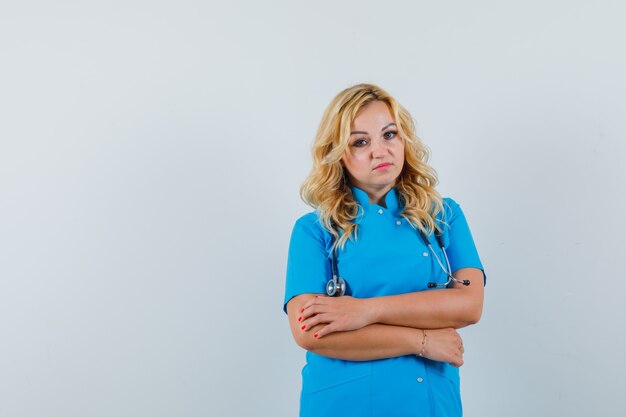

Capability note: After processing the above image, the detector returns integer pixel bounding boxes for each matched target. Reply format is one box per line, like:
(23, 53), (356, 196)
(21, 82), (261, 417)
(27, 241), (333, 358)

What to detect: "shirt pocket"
(300, 363), (372, 417)
(302, 362), (371, 394)
(425, 360), (462, 417)
(425, 359), (460, 385)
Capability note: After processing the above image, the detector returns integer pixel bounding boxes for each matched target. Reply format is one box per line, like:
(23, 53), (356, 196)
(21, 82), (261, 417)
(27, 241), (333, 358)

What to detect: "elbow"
(294, 332), (311, 350)
(292, 323), (329, 352)
(290, 323), (318, 351)
(465, 305), (483, 326)
(293, 331), (319, 352)
(465, 315), (480, 326)
(458, 286), (484, 326)
(286, 295), (319, 351)
(454, 305), (483, 328)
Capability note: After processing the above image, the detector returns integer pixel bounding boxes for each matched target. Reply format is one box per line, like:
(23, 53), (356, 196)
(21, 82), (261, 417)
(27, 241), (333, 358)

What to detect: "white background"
(1, 1), (625, 416)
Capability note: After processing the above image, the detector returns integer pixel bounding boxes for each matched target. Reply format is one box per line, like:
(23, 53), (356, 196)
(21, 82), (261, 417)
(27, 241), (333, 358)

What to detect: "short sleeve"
(283, 213), (333, 313)
(441, 198), (487, 286)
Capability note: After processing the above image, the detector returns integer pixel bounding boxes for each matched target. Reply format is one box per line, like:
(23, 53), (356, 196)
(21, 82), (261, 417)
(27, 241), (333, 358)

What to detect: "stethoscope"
(326, 229), (470, 297)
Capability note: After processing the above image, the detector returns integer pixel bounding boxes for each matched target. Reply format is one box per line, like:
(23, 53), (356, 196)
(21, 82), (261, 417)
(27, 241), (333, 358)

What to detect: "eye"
(383, 131), (398, 140)
(352, 138), (368, 147)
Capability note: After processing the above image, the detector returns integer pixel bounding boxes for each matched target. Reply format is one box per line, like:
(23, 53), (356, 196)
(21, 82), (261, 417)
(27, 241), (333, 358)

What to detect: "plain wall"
(1, 1), (625, 416)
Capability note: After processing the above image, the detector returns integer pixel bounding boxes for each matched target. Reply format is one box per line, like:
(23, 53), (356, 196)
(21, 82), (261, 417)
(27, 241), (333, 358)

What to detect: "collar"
(350, 186), (402, 220)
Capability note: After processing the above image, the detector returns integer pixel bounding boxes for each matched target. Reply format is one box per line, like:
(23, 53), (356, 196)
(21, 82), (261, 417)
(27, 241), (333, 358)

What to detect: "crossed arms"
(286, 267), (484, 365)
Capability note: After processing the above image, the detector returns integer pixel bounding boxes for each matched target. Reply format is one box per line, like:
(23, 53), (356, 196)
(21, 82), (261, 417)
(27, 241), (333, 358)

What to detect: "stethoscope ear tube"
(326, 227), (470, 297)
(419, 229), (471, 288)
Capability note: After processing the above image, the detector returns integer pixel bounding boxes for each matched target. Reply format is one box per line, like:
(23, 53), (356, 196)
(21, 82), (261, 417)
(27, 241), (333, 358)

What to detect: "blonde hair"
(300, 83), (444, 250)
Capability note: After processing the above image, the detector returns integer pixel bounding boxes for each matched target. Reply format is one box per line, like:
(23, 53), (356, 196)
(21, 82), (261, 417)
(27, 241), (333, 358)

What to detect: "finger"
(302, 313), (332, 331)
(300, 299), (319, 313)
(451, 358), (463, 368)
(300, 305), (329, 321)
(301, 295), (329, 310)
(449, 350), (463, 367)
(299, 308), (315, 321)
(314, 324), (337, 339)
(298, 304), (322, 321)
(300, 297), (330, 318)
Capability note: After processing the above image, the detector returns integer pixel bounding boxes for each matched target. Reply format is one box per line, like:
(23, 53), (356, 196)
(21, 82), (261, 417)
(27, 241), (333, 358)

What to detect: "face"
(341, 100), (405, 201)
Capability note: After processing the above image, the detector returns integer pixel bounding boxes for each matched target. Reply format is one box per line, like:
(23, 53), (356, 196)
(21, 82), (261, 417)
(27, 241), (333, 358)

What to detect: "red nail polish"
(300, 308), (304, 313)
(298, 317), (302, 322)
(301, 325), (306, 330)
(314, 333), (319, 338)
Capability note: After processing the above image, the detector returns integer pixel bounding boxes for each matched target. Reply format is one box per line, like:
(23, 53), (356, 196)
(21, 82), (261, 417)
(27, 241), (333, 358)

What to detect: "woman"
(283, 83), (485, 417)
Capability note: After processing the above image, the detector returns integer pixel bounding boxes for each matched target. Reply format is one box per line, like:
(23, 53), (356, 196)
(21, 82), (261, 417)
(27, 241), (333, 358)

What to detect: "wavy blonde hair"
(300, 83), (445, 250)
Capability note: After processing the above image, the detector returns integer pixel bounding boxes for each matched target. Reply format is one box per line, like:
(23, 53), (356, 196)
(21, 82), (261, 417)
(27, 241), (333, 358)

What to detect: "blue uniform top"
(284, 186), (485, 417)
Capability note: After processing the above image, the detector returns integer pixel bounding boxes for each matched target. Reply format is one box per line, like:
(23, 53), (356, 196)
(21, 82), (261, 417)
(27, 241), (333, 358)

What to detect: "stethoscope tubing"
(327, 228), (469, 296)
(423, 240), (469, 288)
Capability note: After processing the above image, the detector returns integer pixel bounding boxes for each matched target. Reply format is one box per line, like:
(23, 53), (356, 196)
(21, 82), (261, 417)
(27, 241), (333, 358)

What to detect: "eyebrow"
(350, 123), (397, 135)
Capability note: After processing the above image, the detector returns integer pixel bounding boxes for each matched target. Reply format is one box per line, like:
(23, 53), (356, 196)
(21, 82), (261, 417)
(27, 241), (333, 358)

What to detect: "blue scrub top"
(284, 186), (485, 417)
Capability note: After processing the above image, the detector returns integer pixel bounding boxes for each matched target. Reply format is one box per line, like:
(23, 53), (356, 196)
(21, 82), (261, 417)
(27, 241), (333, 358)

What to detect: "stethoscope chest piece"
(326, 276), (346, 297)
(327, 244), (347, 296)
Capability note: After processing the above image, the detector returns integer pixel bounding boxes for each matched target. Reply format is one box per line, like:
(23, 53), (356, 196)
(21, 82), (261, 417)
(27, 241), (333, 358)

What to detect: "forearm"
(288, 294), (421, 361)
(367, 289), (475, 329)
(301, 323), (421, 361)
(289, 294), (465, 365)
(368, 268), (484, 329)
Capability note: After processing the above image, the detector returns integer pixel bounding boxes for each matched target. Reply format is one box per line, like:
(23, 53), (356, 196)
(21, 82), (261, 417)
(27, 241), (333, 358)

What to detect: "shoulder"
(289, 211), (334, 255)
(442, 196), (460, 207)
(440, 197), (462, 221)
(294, 211), (323, 230)
(291, 211), (332, 240)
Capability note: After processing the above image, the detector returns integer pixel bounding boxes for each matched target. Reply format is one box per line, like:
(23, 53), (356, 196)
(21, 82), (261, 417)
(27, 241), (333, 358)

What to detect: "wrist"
(418, 329), (427, 357)
(411, 329), (428, 358)
(363, 297), (381, 325)
(411, 329), (424, 356)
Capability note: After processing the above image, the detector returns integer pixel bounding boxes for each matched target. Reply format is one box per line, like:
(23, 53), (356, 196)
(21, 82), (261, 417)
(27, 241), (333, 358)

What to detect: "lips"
(374, 162), (392, 170)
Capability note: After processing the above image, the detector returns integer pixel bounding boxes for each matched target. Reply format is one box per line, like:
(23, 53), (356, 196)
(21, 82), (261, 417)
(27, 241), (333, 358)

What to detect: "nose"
(371, 137), (389, 158)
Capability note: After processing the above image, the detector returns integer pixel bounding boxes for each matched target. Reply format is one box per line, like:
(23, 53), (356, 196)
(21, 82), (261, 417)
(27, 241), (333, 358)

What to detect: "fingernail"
(314, 333), (319, 338)
(300, 308), (304, 313)
(298, 317), (302, 322)
(301, 325), (306, 330)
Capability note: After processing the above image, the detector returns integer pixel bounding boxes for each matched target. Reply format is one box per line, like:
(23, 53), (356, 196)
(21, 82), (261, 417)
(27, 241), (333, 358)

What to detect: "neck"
(364, 184), (395, 207)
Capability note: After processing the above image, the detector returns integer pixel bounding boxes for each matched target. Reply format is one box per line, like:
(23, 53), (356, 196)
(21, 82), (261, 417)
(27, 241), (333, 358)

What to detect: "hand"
(420, 328), (465, 367)
(298, 295), (375, 339)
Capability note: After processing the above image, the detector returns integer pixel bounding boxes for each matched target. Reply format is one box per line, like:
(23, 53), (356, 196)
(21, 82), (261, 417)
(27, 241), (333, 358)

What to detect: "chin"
(373, 173), (400, 184)
(372, 180), (397, 189)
